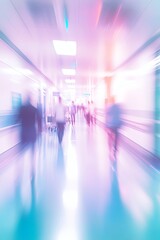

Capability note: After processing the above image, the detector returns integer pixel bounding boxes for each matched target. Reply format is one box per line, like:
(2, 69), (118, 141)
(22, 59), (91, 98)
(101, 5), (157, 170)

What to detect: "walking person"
(90, 100), (96, 124)
(18, 93), (41, 176)
(70, 101), (76, 125)
(105, 96), (122, 161)
(85, 101), (91, 126)
(18, 94), (41, 152)
(53, 96), (66, 144)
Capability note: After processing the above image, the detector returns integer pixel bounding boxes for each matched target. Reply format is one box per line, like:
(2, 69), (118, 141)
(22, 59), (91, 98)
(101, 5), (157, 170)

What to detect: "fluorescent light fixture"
(53, 40), (77, 56)
(62, 69), (76, 76)
(65, 79), (75, 84)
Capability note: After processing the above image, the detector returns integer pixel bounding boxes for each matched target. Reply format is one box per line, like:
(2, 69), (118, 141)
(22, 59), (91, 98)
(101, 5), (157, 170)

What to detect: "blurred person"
(70, 101), (76, 125)
(37, 102), (43, 134)
(18, 94), (41, 151)
(90, 100), (96, 124)
(85, 101), (91, 126)
(53, 96), (66, 144)
(105, 96), (122, 160)
(18, 94), (41, 176)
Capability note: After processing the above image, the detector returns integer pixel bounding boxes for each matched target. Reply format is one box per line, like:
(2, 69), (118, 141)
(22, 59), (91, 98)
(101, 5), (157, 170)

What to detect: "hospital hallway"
(1, 113), (160, 240)
(0, 0), (160, 239)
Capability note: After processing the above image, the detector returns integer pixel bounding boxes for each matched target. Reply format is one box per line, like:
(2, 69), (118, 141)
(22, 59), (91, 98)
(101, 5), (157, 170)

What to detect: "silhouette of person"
(105, 96), (122, 160)
(90, 100), (96, 124)
(18, 94), (41, 154)
(53, 96), (66, 144)
(70, 101), (76, 125)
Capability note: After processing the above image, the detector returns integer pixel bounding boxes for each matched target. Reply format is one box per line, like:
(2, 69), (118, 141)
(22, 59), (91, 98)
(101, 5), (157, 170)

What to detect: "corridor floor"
(0, 115), (160, 240)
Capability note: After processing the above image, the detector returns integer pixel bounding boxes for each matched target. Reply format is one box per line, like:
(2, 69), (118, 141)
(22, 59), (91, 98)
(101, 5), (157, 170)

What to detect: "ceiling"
(0, 0), (160, 95)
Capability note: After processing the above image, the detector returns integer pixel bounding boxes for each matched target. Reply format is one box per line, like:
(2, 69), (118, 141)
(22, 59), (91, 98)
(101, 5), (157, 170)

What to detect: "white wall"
(112, 48), (155, 152)
(0, 125), (20, 154)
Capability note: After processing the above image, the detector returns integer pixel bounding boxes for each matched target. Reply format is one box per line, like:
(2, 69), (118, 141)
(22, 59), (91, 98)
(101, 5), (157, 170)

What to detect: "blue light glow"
(63, 4), (69, 30)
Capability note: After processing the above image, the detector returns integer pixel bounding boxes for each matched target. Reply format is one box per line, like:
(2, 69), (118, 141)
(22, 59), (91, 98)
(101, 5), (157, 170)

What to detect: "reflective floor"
(0, 114), (160, 240)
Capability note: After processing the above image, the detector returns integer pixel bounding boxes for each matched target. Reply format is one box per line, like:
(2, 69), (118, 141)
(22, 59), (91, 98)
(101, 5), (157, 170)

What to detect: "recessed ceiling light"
(53, 40), (77, 56)
(62, 69), (76, 75)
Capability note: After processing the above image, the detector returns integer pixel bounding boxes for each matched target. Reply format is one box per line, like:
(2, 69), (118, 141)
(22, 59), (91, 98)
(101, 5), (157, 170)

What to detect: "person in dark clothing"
(37, 103), (43, 134)
(18, 95), (41, 154)
(85, 101), (91, 126)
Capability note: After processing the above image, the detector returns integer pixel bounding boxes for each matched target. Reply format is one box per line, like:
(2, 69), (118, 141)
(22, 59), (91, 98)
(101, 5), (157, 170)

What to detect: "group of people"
(18, 94), (122, 163)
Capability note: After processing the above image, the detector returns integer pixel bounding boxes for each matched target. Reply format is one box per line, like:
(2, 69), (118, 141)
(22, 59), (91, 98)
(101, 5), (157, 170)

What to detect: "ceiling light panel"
(53, 40), (77, 56)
